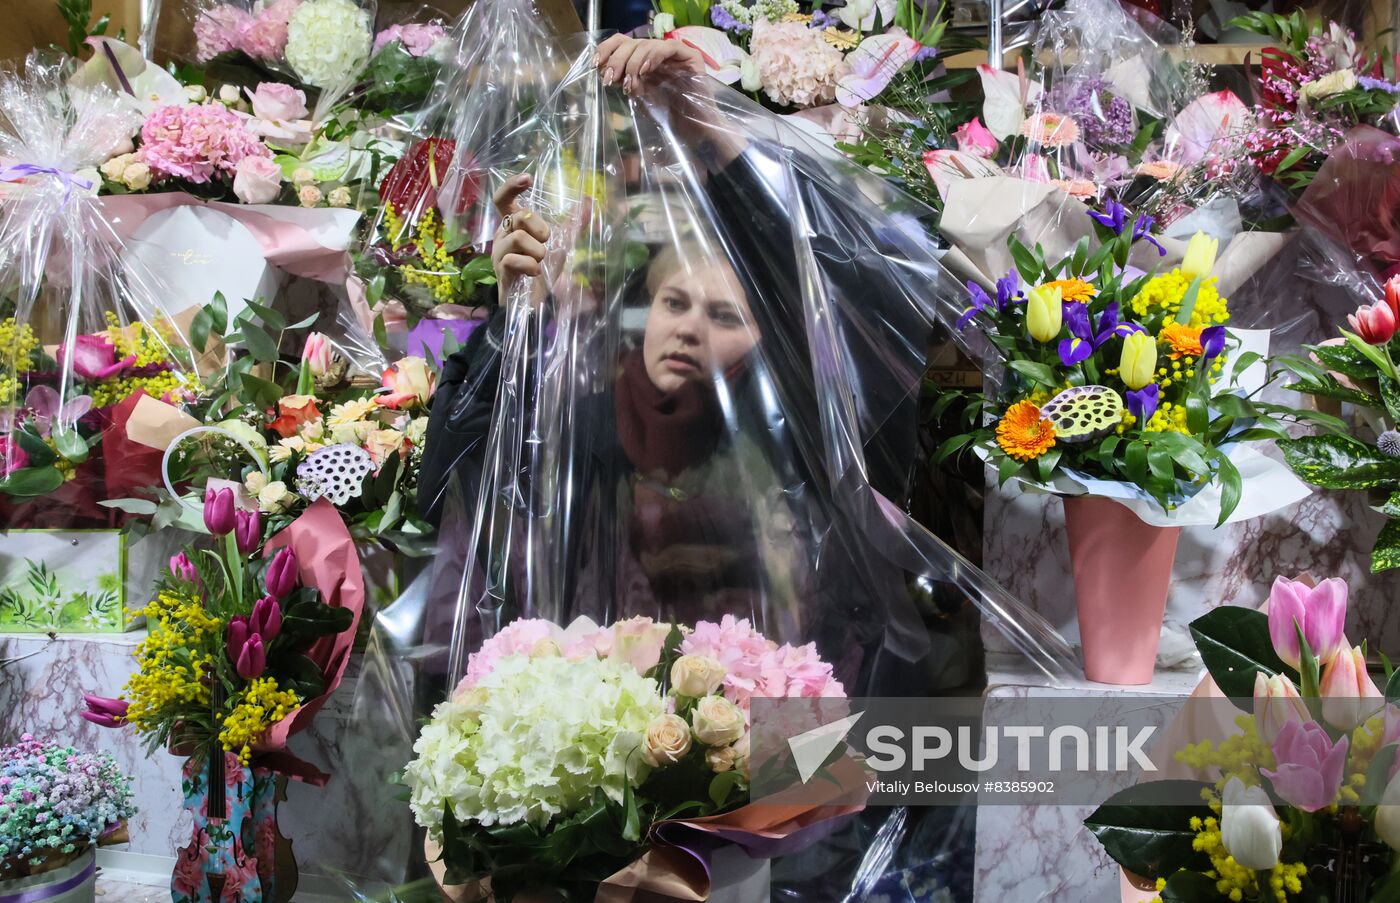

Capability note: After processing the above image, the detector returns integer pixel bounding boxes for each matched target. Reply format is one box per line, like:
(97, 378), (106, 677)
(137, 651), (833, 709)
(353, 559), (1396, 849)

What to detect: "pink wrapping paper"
(98, 193), (354, 284)
(255, 498), (365, 785)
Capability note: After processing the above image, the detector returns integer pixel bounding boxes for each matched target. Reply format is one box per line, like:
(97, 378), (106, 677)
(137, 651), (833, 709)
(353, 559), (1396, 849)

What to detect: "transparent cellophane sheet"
(0, 56), (197, 530)
(939, 0), (1291, 354)
(333, 0), (1079, 895)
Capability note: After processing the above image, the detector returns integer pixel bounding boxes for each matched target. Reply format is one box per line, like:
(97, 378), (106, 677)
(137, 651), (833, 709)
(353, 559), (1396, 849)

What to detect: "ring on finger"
(501, 213), (514, 234)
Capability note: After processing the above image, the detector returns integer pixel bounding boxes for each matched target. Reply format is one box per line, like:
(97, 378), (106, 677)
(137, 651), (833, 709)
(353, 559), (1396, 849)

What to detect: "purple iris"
(1132, 214), (1166, 256)
(1126, 384), (1160, 421)
(956, 281), (994, 330)
(1087, 199), (1129, 235)
(1200, 325), (1227, 360)
(996, 269), (1026, 309)
(1057, 300), (1144, 366)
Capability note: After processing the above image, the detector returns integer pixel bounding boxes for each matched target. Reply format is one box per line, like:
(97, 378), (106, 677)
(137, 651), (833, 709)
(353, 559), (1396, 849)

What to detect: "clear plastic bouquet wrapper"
(341, 0), (1082, 897)
(0, 56), (201, 530)
(925, 0), (1288, 299)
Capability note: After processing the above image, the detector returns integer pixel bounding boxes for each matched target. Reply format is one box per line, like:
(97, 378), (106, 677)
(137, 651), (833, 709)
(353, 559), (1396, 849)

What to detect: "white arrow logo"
(788, 712), (863, 783)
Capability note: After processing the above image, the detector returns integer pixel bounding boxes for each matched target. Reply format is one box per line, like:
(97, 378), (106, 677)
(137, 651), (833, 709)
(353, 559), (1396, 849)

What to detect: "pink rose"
(246, 83), (308, 122)
(58, 334), (136, 380)
(0, 435), (29, 477)
(233, 156), (282, 204)
(373, 22), (447, 58)
(954, 117), (998, 158)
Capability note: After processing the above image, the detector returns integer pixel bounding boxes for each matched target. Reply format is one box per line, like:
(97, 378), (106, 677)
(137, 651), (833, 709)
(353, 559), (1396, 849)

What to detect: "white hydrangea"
(284, 0), (373, 88)
(404, 653), (663, 837)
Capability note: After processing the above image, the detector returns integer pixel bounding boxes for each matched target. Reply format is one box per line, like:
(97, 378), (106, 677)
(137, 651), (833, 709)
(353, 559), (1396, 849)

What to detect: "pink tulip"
(302, 332), (334, 378)
(1386, 275), (1400, 320)
(264, 547), (298, 598)
(235, 633), (266, 681)
(1261, 720), (1349, 812)
(226, 615), (251, 665)
(81, 694), (129, 728)
(1320, 645), (1383, 730)
(1348, 301), (1398, 345)
(954, 117), (998, 159)
(234, 509), (261, 555)
(168, 552), (199, 584)
(203, 487), (237, 536)
(250, 595), (281, 643)
(57, 334), (137, 381)
(1254, 673), (1310, 746)
(1267, 575), (1348, 670)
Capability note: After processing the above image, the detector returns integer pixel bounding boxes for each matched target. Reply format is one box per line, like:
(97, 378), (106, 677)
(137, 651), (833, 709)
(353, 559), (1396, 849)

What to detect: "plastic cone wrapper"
(337, 0), (1084, 896)
(0, 54), (198, 530)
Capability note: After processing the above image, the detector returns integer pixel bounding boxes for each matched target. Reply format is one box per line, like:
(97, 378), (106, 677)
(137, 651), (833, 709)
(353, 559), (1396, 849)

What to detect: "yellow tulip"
(1120, 332), (1157, 390)
(1026, 284), (1064, 343)
(1180, 231), (1219, 282)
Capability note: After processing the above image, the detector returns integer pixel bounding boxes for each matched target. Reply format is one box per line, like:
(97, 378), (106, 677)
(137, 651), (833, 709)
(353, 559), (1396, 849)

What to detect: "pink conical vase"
(1063, 495), (1180, 685)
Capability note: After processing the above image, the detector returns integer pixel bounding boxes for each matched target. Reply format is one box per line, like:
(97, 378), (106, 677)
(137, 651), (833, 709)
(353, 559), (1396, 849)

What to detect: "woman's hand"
(491, 173), (552, 304)
(595, 35), (704, 94)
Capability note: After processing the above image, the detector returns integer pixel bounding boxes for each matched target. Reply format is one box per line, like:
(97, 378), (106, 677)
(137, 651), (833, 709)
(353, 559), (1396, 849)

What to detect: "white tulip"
(1376, 771), (1400, 851)
(1219, 777), (1282, 870)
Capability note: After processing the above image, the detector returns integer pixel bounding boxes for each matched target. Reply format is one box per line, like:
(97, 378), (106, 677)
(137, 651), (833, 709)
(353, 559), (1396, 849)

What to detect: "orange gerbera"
(996, 400), (1057, 462)
(1160, 322), (1204, 359)
(1019, 112), (1080, 148)
(1042, 278), (1097, 304)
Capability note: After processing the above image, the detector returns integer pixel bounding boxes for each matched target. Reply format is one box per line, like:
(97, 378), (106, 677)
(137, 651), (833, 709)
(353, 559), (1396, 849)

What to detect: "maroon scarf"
(613, 349), (723, 479)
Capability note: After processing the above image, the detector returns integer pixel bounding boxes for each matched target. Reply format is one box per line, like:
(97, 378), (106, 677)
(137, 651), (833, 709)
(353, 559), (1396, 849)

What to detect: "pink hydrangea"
(372, 22), (446, 58)
(748, 17), (847, 108)
(194, 5), (255, 61)
(138, 103), (272, 184)
(681, 615), (844, 714)
(239, 0), (300, 60)
(455, 619), (559, 691)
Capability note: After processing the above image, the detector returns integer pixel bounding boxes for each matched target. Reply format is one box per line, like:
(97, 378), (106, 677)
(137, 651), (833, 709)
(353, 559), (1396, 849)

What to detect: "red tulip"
(82, 694), (129, 728)
(1348, 301), (1397, 345)
(264, 547), (298, 599)
(203, 487), (236, 536)
(235, 634), (267, 681)
(1386, 275), (1400, 320)
(250, 595), (281, 643)
(234, 509), (261, 555)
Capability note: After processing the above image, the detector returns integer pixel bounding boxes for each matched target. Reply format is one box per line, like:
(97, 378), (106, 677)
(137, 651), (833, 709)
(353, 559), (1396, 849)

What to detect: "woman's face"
(643, 260), (758, 394)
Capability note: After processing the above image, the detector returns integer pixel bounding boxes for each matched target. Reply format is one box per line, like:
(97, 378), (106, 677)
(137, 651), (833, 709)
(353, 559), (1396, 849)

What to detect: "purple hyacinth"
(710, 5), (750, 33)
(1053, 75), (1136, 148)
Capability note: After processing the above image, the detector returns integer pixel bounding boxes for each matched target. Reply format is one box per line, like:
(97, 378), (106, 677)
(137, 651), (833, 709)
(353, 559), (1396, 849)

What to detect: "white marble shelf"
(974, 653), (1206, 903)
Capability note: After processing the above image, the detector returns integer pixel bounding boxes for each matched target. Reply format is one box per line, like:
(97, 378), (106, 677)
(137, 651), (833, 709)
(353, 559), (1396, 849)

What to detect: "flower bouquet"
(404, 615), (858, 902)
(1270, 275), (1400, 572)
(946, 204), (1312, 682)
(1088, 574), (1400, 902)
(1226, 11), (1400, 196)
(1, 734), (135, 896)
(84, 487), (362, 901)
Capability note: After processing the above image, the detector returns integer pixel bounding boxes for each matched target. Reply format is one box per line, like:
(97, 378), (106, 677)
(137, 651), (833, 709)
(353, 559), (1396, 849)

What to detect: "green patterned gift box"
(0, 529), (176, 632)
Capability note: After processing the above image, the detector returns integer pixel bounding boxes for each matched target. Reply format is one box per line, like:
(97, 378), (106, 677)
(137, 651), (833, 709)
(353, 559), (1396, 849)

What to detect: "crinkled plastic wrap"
(0, 56), (196, 528)
(933, 0), (1286, 310)
(337, 0), (1079, 896)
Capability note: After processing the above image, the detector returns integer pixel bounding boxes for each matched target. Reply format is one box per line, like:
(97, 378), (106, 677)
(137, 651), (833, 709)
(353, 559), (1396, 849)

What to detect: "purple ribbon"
(0, 855), (96, 903)
(0, 163), (95, 201)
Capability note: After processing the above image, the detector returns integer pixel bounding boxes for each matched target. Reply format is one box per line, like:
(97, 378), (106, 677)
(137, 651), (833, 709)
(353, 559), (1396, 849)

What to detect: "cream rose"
(705, 742), (741, 773)
(327, 186), (352, 207)
(692, 696), (745, 746)
(244, 471), (269, 496)
(642, 714), (692, 767)
(671, 655), (726, 698)
(1303, 68), (1357, 100)
(100, 153), (136, 182)
(257, 479), (298, 514)
(298, 184), (323, 207)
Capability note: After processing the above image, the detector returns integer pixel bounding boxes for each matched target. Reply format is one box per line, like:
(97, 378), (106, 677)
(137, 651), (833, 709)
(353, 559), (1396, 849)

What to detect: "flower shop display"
(0, 733), (135, 902)
(1086, 574), (1400, 902)
(84, 488), (363, 899)
(1270, 275), (1400, 573)
(945, 205), (1315, 682)
(404, 614), (857, 902)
